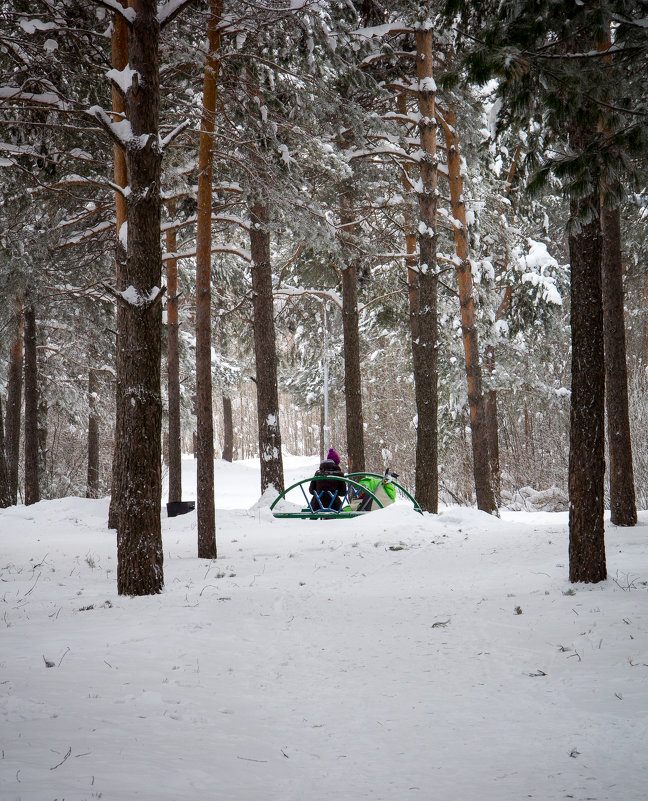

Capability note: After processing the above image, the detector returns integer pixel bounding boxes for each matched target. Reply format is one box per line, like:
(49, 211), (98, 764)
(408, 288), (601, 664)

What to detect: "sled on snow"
(270, 470), (422, 519)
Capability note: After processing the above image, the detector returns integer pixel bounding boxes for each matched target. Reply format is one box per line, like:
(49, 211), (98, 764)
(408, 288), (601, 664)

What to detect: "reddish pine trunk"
(413, 28), (439, 513)
(194, 0), (222, 559)
(23, 294), (40, 506)
(249, 199), (284, 493)
(444, 105), (496, 514)
(568, 198), (606, 583)
(601, 205), (636, 526)
(115, 0), (164, 596)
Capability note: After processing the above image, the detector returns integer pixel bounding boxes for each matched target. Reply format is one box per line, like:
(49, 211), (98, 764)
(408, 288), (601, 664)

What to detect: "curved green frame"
(270, 475), (384, 519)
(345, 473), (423, 515)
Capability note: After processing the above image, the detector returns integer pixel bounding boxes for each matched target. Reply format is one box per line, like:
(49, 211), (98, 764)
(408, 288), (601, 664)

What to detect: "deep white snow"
(1, 455), (646, 800)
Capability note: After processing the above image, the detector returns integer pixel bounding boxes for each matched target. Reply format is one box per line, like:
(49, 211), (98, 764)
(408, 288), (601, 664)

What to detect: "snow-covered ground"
(1, 455), (646, 801)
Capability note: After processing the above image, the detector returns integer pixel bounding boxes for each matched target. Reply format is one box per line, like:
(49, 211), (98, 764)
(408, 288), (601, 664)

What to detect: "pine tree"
(445, 0), (648, 578)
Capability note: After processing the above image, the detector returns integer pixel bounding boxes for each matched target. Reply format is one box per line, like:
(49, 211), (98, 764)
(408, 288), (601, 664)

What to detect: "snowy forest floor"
(1, 455), (646, 801)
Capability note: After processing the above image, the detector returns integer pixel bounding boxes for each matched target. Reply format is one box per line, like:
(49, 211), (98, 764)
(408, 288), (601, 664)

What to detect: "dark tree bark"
(413, 28), (439, 513)
(114, 0), (164, 595)
(340, 257), (366, 474)
(337, 178), (366, 474)
(0, 397), (11, 508)
(483, 347), (501, 505)
(23, 294), (40, 506)
(601, 205), (636, 526)
(87, 368), (100, 498)
(165, 202), (182, 504)
(37, 383), (48, 494)
(6, 297), (23, 505)
(216, 289), (234, 463)
(249, 199), (284, 493)
(568, 198), (607, 583)
(443, 104), (496, 514)
(221, 394), (233, 461)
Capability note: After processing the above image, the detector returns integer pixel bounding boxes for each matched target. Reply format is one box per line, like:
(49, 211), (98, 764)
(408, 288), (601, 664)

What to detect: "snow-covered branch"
(351, 22), (412, 39)
(160, 119), (192, 152)
(102, 282), (167, 309)
(59, 221), (113, 248)
(0, 86), (68, 110)
(158, 0), (196, 28)
(87, 0), (135, 25)
(274, 286), (342, 310)
(162, 245), (251, 263)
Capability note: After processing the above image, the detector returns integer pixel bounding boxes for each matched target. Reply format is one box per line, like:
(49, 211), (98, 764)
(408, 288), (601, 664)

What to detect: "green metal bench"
(270, 472), (422, 519)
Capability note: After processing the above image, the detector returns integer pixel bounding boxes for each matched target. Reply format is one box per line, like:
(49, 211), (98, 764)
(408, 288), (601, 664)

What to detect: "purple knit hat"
(327, 448), (340, 465)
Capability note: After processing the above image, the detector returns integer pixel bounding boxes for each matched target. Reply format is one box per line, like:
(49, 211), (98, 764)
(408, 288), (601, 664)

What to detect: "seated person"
(308, 448), (346, 511)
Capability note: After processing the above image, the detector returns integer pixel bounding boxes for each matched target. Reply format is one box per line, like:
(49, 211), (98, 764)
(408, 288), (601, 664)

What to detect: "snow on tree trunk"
(444, 104), (496, 514)
(601, 204), (636, 526)
(249, 199), (284, 494)
(115, 0), (164, 596)
(23, 292), (40, 506)
(413, 28), (439, 514)
(108, 4), (131, 531)
(568, 198), (606, 584)
(165, 201), (182, 504)
(5, 297), (23, 506)
(195, 0), (222, 560)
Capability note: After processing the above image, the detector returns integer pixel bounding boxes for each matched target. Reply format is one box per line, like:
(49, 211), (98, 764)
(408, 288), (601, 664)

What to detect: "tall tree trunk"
(337, 185), (366, 473)
(249, 199), (284, 493)
(568, 196), (606, 583)
(221, 395), (233, 461)
(483, 285), (511, 506)
(483, 346), (501, 505)
(0, 396), (10, 508)
(413, 28), (439, 513)
(443, 104), (496, 514)
(87, 368), (100, 498)
(215, 287), (234, 463)
(114, 0), (164, 596)
(6, 297), (23, 505)
(594, 22), (636, 526)
(340, 261), (365, 473)
(23, 293), (40, 506)
(395, 94), (420, 345)
(601, 205), (636, 525)
(108, 2), (130, 530)
(166, 200), (182, 504)
(397, 95), (422, 482)
(195, 0), (222, 559)
(37, 368), (48, 495)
